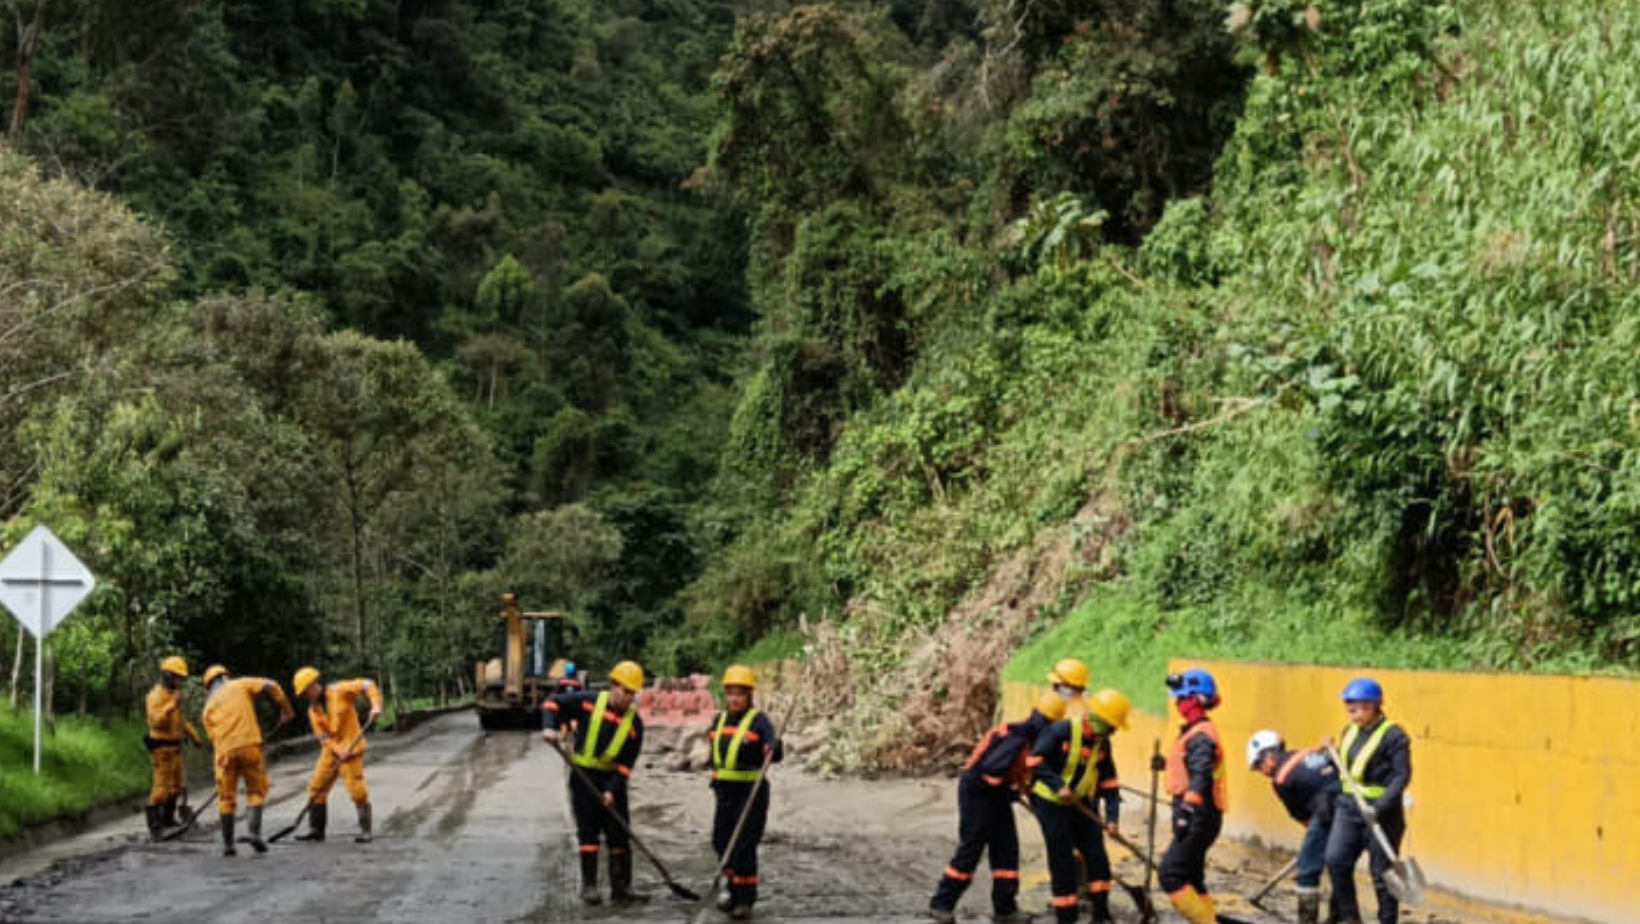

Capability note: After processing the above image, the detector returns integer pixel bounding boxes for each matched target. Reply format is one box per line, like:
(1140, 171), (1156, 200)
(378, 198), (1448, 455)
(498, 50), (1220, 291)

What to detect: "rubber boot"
(145, 804), (164, 842)
(295, 802), (327, 842)
(221, 814), (237, 857)
(161, 797), (179, 828)
(1089, 891), (1113, 924)
(609, 851), (649, 904)
(579, 851), (602, 905)
(1169, 886), (1218, 924)
(242, 805), (269, 853)
(729, 904), (755, 920)
(1297, 890), (1321, 924)
(354, 801), (373, 843)
(925, 908), (956, 924)
(994, 912), (1035, 924)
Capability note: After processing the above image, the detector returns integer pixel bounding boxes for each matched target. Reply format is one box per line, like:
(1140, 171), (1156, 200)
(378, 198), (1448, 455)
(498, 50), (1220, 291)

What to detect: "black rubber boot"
(1089, 890), (1113, 924)
(242, 805), (268, 853)
(354, 801), (373, 843)
(221, 814), (237, 857)
(1298, 891), (1321, 924)
(926, 908), (956, 924)
(296, 802), (327, 842)
(609, 851), (649, 904)
(145, 805), (164, 841)
(993, 911), (1035, 924)
(161, 797), (179, 828)
(579, 851), (602, 905)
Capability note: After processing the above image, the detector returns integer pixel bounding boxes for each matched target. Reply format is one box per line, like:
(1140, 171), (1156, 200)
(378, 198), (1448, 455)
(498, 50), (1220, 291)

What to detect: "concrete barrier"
(1004, 660), (1640, 924)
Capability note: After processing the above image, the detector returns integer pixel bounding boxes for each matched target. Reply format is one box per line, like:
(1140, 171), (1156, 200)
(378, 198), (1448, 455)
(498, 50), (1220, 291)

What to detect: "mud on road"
(0, 713), (1553, 924)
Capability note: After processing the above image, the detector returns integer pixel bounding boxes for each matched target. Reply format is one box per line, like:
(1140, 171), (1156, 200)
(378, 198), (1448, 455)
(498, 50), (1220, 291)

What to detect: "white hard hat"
(1247, 729), (1284, 768)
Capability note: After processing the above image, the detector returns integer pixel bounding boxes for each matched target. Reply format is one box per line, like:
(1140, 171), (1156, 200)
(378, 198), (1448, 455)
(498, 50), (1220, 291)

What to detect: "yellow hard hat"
(202, 665), (229, 688)
(160, 656), (189, 678)
(1034, 690), (1068, 722)
(1087, 688), (1132, 731)
(609, 660), (645, 691)
(293, 666), (321, 697)
(1047, 657), (1090, 689)
(721, 664), (757, 690)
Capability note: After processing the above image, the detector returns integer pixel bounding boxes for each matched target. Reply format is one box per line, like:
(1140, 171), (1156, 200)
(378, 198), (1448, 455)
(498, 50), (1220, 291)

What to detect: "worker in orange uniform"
(1028, 687), (1132, 924)
(201, 665), (294, 856)
(1159, 668), (1226, 924)
(927, 689), (1066, 924)
(143, 655), (203, 840)
(708, 664), (784, 921)
(542, 660), (647, 905)
(1325, 677), (1411, 924)
(291, 666), (384, 844)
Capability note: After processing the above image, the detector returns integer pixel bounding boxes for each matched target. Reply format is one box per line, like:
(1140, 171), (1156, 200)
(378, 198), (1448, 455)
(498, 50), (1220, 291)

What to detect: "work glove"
(1172, 801), (1196, 837)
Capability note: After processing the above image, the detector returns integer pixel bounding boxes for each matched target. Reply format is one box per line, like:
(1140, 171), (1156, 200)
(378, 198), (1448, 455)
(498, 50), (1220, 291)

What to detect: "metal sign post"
(0, 526), (95, 774)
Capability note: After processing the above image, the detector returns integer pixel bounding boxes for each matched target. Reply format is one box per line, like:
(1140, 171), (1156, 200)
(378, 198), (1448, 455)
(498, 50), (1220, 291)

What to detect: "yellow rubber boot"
(1169, 886), (1218, 924)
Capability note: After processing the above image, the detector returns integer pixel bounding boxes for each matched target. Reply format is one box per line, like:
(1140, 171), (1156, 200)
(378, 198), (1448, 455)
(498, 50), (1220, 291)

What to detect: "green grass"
(0, 709), (152, 838)
(735, 631), (806, 666)
(1004, 583), (1473, 714)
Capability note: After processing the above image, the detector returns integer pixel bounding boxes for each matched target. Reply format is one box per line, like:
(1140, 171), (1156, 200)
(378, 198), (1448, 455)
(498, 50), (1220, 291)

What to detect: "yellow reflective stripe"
(1340, 719), (1397, 800)
(713, 708), (761, 782)
(573, 692), (635, 770)
(1032, 720), (1098, 804)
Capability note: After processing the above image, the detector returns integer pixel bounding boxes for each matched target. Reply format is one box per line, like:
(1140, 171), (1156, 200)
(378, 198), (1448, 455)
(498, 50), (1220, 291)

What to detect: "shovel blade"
(1399, 857), (1428, 906)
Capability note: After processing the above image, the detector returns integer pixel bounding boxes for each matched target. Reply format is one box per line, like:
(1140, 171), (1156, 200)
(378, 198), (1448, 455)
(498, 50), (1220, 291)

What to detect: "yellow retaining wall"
(1002, 661), (1640, 924)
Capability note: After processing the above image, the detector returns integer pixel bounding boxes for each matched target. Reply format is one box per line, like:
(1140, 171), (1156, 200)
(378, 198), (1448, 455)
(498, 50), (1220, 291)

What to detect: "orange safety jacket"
(1165, 718), (1227, 811)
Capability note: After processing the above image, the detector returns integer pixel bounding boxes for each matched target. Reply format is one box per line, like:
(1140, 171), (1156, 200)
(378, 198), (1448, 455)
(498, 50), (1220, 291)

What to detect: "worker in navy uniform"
(1028, 687), (1132, 924)
(542, 659), (647, 905)
(1160, 668), (1226, 924)
(1249, 729), (1339, 924)
(707, 664), (784, 920)
(1325, 677), (1412, 924)
(927, 689), (1067, 924)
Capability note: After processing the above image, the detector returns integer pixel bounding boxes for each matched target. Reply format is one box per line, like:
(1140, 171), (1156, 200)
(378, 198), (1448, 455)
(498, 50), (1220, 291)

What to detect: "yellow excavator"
(474, 593), (575, 729)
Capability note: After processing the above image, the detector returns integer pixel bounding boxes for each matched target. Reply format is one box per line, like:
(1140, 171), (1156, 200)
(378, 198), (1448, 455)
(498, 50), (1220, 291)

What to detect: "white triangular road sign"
(0, 525), (95, 639)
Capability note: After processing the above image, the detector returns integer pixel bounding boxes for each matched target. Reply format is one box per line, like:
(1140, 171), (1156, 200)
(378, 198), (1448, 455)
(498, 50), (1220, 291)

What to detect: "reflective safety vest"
(573, 691), (636, 771)
(1033, 718), (1101, 805)
(1165, 719), (1228, 811)
(712, 708), (762, 783)
(1340, 719), (1398, 800)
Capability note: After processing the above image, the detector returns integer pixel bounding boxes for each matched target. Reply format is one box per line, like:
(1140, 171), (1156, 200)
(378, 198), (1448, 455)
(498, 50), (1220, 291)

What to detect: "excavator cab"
(475, 593), (576, 729)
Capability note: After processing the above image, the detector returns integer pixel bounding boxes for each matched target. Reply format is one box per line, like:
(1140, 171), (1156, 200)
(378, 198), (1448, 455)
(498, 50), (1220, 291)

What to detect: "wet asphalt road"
(0, 712), (1549, 924)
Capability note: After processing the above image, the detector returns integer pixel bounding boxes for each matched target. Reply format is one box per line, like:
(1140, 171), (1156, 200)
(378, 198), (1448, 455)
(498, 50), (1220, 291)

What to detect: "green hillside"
(3, 0), (1637, 769)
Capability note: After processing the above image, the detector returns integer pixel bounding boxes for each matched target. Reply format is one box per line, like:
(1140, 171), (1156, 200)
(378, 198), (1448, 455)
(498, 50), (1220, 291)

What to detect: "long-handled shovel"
(268, 715), (376, 843)
(1100, 812), (1256, 924)
(161, 791), (217, 841)
(1027, 796), (1156, 924)
(1248, 857), (1298, 910)
(689, 696), (799, 923)
(545, 736), (701, 901)
(1143, 739), (1162, 895)
(1323, 742), (1426, 906)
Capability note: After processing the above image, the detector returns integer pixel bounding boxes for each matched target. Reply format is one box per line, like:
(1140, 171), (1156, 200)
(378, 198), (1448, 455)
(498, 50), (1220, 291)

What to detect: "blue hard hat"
(1168, 668), (1217, 699)
(564, 661), (577, 676)
(1341, 677), (1383, 703)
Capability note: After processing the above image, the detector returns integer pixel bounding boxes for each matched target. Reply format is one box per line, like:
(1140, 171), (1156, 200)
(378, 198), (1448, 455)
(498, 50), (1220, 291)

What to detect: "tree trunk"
(9, 1), (49, 141)
(43, 644), (55, 732)
(10, 629), (26, 709)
